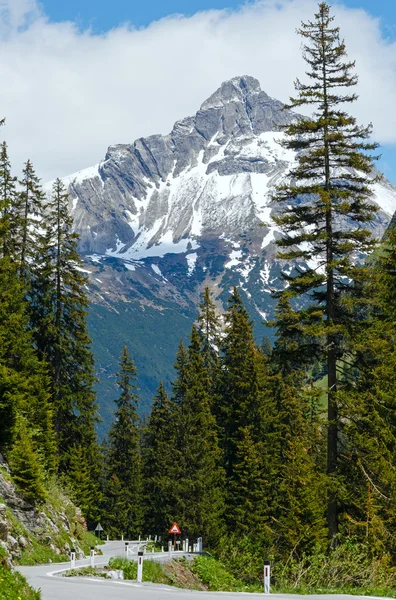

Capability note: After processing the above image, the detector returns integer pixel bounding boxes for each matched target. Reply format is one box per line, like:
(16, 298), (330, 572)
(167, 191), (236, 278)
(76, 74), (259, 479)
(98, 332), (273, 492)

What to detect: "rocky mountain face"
(60, 75), (396, 430)
(0, 457), (87, 565)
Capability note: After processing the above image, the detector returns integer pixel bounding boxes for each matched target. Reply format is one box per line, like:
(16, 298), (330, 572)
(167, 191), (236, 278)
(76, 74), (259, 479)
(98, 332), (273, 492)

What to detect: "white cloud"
(0, 0), (395, 182)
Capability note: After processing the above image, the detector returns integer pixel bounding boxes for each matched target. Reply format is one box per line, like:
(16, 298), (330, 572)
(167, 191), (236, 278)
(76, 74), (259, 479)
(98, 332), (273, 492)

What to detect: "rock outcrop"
(0, 466), (87, 564)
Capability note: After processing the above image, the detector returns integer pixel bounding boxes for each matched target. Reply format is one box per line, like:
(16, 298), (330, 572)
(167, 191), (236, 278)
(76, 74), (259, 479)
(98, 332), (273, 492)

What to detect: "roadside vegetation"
(63, 552), (396, 596)
(0, 546), (40, 599)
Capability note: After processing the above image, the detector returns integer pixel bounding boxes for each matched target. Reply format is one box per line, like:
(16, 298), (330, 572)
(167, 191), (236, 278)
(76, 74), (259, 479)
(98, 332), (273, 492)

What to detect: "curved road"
(18, 542), (388, 600)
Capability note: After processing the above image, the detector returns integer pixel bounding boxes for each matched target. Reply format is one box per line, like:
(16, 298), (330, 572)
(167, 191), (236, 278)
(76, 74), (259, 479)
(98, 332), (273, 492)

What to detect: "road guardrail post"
(137, 551), (144, 583)
(264, 560), (271, 594)
(90, 547), (95, 568)
(168, 540), (172, 557)
(70, 548), (76, 569)
(125, 542), (129, 557)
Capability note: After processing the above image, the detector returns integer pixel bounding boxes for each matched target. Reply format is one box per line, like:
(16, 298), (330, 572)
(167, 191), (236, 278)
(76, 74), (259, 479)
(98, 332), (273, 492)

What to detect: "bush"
(108, 557), (137, 580)
(108, 557), (170, 584)
(273, 540), (396, 593)
(191, 556), (240, 591)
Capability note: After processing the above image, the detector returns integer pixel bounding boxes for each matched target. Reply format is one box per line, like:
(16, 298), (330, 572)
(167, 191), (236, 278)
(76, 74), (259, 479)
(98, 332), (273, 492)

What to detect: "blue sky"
(40, 0), (396, 37)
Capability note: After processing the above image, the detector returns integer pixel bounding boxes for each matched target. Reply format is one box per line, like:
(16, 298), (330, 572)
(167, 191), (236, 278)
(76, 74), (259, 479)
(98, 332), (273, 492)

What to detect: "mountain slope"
(60, 75), (396, 431)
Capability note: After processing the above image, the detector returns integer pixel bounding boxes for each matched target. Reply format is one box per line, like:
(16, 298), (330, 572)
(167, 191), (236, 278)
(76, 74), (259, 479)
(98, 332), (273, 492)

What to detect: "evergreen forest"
(1, 1), (396, 592)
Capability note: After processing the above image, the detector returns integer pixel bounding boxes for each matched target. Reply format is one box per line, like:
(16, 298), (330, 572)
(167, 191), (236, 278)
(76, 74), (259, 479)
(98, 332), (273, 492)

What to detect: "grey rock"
(60, 74), (395, 260)
(0, 540), (11, 568)
(18, 535), (28, 548)
(107, 570), (124, 580)
(0, 517), (8, 541)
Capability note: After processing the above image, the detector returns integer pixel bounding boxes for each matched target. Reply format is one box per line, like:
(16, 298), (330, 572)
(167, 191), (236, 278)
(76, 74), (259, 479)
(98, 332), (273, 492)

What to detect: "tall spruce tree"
(0, 141), (17, 258)
(219, 288), (269, 533)
(336, 226), (396, 552)
(14, 160), (46, 279)
(195, 287), (222, 397)
(172, 326), (225, 545)
(105, 346), (143, 538)
(32, 179), (99, 456)
(142, 382), (181, 537)
(29, 178), (101, 521)
(273, 2), (378, 543)
(268, 293), (327, 557)
(0, 133), (57, 483)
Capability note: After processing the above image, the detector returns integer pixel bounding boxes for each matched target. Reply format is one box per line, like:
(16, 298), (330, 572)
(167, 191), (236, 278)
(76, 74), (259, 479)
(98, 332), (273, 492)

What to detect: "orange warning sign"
(169, 522), (181, 534)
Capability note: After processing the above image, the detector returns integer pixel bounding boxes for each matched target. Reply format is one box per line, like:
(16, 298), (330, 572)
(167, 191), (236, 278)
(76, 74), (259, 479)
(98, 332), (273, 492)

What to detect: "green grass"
(108, 557), (170, 584)
(64, 566), (108, 578)
(0, 565), (41, 599)
(190, 556), (262, 592)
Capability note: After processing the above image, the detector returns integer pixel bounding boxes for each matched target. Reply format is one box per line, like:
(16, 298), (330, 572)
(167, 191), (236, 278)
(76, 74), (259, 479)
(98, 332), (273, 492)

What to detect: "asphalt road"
(18, 541), (391, 600)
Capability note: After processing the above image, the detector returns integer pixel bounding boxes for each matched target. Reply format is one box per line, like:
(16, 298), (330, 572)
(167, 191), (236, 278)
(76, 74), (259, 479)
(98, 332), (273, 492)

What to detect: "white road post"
(185, 539), (189, 553)
(168, 540), (173, 557)
(161, 546), (164, 553)
(125, 542), (129, 558)
(70, 548), (76, 569)
(137, 551), (144, 583)
(264, 561), (271, 595)
(197, 537), (203, 553)
(121, 534), (124, 541)
(90, 547), (95, 568)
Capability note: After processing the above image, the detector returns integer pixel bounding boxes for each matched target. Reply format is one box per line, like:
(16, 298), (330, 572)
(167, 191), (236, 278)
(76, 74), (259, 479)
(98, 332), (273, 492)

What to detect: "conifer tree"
(105, 346), (143, 538)
(273, 2), (379, 542)
(142, 382), (181, 537)
(0, 136), (56, 473)
(336, 227), (396, 551)
(219, 288), (266, 476)
(9, 417), (47, 504)
(173, 326), (225, 545)
(15, 160), (46, 279)
(31, 178), (100, 474)
(0, 141), (17, 258)
(218, 288), (269, 533)
(195, 287), (221, 397)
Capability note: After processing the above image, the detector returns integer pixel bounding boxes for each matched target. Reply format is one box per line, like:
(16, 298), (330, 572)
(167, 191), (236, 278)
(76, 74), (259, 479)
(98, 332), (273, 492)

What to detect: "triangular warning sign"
(169, 522), (181, 534)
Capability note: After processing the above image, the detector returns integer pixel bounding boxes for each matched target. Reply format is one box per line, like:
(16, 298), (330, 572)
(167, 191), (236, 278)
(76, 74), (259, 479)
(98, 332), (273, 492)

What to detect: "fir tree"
(0, 139), (56, 473)
(0, 141), (17, 258)
(15, 160), (46, 279)
(195, 286), (222, 397)
(173, 326), (225, 545)
(31, 178), (100, 475)
(105, 346), (143, 538)
(273, 2), (378, 543)
(9, 417), (47, 504)
(218, 288), (266, 476)
(218, 288), (269, 533)
(142, 382), (181, 537)
(336, 227), (396, 552)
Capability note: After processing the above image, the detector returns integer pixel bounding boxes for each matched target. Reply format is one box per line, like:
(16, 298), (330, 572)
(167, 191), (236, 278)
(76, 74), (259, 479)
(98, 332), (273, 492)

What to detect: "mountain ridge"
(56, 75), (396, 429)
